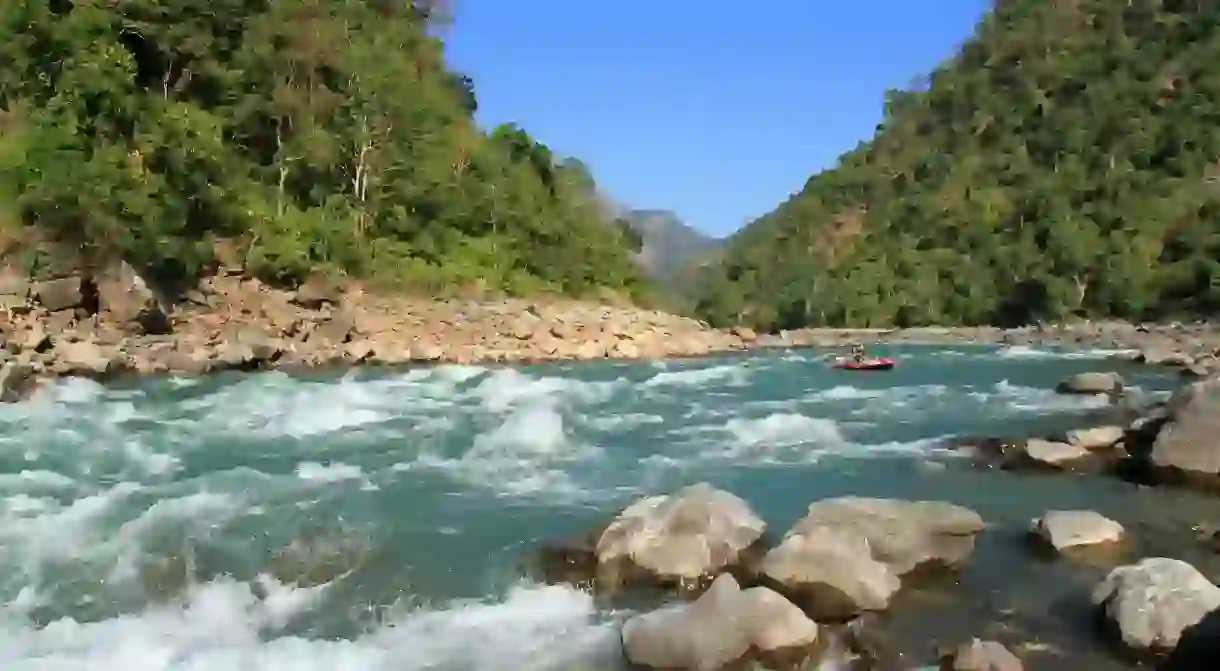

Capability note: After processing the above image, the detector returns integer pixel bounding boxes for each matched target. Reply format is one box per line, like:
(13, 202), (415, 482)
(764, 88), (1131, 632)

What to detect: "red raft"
(831, 357), (896, 371)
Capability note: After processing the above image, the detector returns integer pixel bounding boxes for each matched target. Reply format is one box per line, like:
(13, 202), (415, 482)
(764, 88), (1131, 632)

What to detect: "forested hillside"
(692, 0), (1220, 330)
(0, 0), (647, 299)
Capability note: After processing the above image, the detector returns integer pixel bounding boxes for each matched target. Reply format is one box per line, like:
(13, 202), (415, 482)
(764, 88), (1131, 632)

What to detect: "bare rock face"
(595, 483), (766, 591)
(621, 573), (821, 671)
(1092, 557), (1220, 656)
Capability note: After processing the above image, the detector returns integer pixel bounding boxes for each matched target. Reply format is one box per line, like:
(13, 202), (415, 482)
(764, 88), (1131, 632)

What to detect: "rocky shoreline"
(535, 482), (1218, 670)
(4, 260), (1220, 402)
(759, 322), (1220, 376)
(0, 262), (755, 401)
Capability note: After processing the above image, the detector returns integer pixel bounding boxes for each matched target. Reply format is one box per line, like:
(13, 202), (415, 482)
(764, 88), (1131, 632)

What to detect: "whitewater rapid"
(0, 346), (1167, 670)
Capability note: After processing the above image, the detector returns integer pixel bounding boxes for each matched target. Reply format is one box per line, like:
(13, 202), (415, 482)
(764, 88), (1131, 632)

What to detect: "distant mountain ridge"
(621, 209), (722, 281)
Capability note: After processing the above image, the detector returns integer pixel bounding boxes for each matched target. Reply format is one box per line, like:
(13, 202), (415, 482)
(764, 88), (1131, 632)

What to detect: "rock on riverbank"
(0, 263), (752, 400)
(539, 484), (1220, 669)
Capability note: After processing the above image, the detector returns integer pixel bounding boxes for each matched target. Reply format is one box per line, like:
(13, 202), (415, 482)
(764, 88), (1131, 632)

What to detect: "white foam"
(705, 412), (948, 464)
(641, 362), (749, 389)
(727, 412), (844, 451)
(987, 379), (1111, 412)
(0, 580), (618, 671)
(997, 345), (1139, 360)
(414, 398), (599, 500)
(809, 384), (948, 403)
(295, 462), (363, 482)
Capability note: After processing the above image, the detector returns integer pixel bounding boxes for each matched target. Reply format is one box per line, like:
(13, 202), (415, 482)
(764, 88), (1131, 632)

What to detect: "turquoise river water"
(2, 344), (1219, 670)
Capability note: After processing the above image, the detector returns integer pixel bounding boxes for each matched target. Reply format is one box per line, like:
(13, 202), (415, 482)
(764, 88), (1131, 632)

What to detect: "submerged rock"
(939, 638), (1023, 671)
(1092, 557), (1220, 656)
(760, 526), (902, 621)
(1030, 510), (1125, 552)
(595, 483), (767, 591)
(621, 573), (821, 671)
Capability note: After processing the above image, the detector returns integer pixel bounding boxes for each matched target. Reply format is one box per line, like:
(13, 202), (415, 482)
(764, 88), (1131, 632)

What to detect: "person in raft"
(850, 343), (866, 363)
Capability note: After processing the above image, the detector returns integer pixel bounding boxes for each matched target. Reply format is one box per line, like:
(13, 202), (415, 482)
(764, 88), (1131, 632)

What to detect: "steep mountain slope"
(0, 0), (646, 300)
(623, 209), (722, 280)
(692, 0), (1220, 330)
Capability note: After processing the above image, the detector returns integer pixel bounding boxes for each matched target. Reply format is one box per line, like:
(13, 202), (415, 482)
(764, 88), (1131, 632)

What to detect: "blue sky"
(443, 1), (992, 237)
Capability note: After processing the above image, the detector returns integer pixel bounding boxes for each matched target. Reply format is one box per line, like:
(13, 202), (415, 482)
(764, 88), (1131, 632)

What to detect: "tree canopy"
(0, 0), (648, 300)
(690, 0), (1220, 330)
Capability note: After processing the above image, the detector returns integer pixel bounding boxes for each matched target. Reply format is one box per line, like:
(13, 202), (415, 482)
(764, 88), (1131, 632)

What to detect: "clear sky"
(443, 1), (992, 238)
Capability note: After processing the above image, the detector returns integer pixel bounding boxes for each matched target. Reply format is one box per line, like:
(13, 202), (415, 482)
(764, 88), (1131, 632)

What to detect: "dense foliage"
(692, 0), (1220, 330)
(0, 0), (647, 298)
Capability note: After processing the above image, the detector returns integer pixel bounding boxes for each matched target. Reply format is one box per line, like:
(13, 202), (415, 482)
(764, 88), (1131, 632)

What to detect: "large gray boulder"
(595, 483), (766, 589)
(1092, 557), (1220, 655)
(1030, 510), (1125, 553)
(784, 497), (985, 576)
(760, 526), (901, 621)
(1014, 438), (1095, 471)
(621, 573), (821, 671)
(940, 639), (1023, 671)
(1149, 376), (1220, 490)
(1056, 371), (1123, 395)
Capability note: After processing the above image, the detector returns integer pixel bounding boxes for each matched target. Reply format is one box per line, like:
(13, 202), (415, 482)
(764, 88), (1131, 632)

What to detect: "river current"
(1, 344), (1214, 670)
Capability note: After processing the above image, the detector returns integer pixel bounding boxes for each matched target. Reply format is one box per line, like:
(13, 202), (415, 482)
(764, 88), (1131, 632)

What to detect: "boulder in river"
(1092, 557), (1220, 657)
(759, 525), (902, 621)
(595, 483), (767, 592)
(1065, 425), (1125, 451)
(939, 638), (1023, 671)
(1012, 438), (1096, 471)
(782, 497), (985, 577)
(1145, 376), (1220, 492)
(1136, 347), (1194, 367)
(1055, 371), (1123, 395)
(1030, 510), (1125, 554)
(621, 573), (822, 671)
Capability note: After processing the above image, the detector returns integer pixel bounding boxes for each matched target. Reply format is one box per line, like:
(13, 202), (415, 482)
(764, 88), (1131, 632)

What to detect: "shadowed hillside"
(623, 209), (721, 281)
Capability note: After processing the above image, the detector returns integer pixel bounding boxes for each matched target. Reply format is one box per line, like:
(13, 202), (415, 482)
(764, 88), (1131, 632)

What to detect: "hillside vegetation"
(0, 0), (647, 299)
(692, 0), (1220, 330)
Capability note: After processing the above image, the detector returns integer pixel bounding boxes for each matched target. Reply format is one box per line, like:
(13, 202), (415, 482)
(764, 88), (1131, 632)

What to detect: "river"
(2, 344), (1217, 669)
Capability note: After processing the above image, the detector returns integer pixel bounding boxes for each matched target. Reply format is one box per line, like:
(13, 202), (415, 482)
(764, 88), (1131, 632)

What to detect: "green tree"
(689, 0), (1220, 329)
(0, 0), (649, 301)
